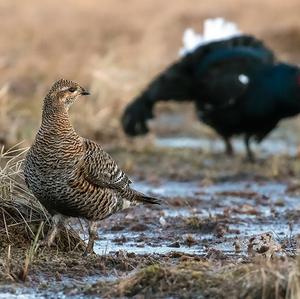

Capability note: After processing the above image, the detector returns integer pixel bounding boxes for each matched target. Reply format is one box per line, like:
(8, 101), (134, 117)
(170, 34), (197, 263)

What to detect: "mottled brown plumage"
(24, 79), (159, 254)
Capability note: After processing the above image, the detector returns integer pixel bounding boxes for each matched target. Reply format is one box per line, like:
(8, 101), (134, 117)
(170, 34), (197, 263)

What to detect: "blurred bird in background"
(122, 18), (300, 161)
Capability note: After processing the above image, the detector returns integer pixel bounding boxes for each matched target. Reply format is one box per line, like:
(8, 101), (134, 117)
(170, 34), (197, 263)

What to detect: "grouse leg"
(223, 137), (234, 156)
(84, 221), (98, 256)
(42, 214), (65, 247)
(244, 135), (255, 162)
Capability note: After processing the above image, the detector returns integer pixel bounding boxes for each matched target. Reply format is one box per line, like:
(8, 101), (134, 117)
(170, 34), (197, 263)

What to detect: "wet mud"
(1, 135), (300, 298)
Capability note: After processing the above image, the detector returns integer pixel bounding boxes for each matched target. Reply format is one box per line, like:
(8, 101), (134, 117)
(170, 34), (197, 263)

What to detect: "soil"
(1, 133), (300, 298)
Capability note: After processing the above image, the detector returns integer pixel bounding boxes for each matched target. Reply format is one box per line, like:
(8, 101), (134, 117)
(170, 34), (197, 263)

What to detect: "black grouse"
(122, 35), (300, 160)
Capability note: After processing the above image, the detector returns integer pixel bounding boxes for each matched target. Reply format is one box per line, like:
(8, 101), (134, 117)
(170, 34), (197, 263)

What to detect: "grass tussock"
(0, 145), (83, 251)
(86, 258), (300, 299)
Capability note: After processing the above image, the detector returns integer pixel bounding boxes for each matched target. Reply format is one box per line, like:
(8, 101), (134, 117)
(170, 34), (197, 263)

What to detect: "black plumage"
(122, 35), (300, 160)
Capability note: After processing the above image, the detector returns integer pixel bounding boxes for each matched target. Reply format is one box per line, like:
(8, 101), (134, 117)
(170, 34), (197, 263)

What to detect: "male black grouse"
(122, 35), (300, 160)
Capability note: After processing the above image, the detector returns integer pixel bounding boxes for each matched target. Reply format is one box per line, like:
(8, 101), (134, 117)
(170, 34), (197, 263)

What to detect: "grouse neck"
(41, 101), (75, 135)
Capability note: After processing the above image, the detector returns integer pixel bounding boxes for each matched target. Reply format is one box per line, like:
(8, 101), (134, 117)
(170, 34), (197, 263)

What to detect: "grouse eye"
(68, 87), (76, 93)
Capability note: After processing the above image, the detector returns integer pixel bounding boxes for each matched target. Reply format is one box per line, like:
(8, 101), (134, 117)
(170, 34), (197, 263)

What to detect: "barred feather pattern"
(24, 80), (158, 222)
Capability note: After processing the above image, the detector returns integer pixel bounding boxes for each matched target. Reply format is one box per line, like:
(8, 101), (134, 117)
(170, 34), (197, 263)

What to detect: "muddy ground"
(1, 128), (300, 298)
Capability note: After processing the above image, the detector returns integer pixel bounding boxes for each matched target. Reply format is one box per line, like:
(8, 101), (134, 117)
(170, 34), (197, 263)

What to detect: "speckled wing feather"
(80, 139), (132, 190)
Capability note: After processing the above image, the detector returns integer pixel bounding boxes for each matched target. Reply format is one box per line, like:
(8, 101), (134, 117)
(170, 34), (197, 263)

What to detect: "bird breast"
(24, 131), (83, 196)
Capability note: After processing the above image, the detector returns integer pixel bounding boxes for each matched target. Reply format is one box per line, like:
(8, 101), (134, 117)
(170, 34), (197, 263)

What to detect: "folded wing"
(80, 139), (132, 190)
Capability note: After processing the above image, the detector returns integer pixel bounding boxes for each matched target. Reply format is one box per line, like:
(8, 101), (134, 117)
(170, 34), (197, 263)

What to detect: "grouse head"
(44, 79), (90, 110)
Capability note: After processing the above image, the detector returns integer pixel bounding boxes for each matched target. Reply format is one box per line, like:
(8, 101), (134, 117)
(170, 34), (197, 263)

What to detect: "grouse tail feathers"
(182, 35), (275, 65)
(135, 192), (160, 205)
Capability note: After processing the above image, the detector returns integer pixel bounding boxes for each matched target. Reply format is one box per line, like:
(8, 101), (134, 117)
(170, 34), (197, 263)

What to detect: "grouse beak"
(81, 89), (90, 96)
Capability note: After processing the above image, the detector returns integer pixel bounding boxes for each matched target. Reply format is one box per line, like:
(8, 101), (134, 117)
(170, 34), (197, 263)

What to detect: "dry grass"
(0, 0), (300, 146)
(72, 57), (147, 142)
(0, 145), (46, 243)
(86, 258), (300, 299)
(0, 145), (83, 251)
(0, 84), (23, 148)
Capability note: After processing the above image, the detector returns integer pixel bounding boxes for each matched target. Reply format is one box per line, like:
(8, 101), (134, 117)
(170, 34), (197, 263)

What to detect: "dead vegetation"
(85, 258), (300, 299)
(0, 145), (45, 243)
(1, 142), (300, 296)
(0, 146), (87, 282)
(1, 0), (300, 146)
(0, 146), (84, 251)
(0, 84), (29, 149)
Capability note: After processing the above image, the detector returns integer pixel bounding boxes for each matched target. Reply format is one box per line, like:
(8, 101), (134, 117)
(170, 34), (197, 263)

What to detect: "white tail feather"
(179, 18), (242, 56)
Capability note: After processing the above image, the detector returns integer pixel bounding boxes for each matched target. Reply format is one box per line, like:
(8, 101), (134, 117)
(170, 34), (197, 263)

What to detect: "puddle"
(0, 275), (109, 299)
(0, 292), (34, 299)
(155, 136), (298, 156)
(5, 173), (300, 298)
(0, 288), (87, 299)
(92, 179), (300, 257)
(133, 180), (200, 198)
(94, 233), (200, 255)
(135, 180), (300, 213)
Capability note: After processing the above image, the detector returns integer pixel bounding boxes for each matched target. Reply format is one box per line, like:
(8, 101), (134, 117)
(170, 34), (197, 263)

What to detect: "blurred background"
(0, 0), (300, 147)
